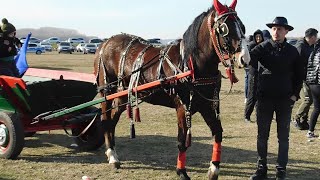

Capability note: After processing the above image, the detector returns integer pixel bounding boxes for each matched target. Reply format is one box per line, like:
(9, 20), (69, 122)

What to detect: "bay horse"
(94, 0), (248, 179)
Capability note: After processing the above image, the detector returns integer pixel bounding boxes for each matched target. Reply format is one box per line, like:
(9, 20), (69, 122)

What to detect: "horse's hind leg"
(101, 97), (125, 169)
(200, 106), (222, 180)
(174, 98), (191, 180)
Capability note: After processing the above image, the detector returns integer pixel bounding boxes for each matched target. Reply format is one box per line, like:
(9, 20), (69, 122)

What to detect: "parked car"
(27, 43), (45, 54)
(42, 37), (60, 44)
(67, 37), (85, 44)
(57, 42), (73, 54)
(76, 43), (85, 52)
(40, 42), (53, 52)
(83, 43), (97, 54)
(89, 38), (103, 45)
(20, 37), (41, 44)
(287, 39), (298, 45)
(147, 38), (162, 46)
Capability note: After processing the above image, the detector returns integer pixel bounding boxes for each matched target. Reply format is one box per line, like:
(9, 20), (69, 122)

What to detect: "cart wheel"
(71, 107), (104, 151)
(0, 112), (24, 159)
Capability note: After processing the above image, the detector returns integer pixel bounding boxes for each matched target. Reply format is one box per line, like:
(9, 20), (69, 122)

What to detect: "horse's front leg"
(200, 106), (223, 180)
(174, 97), (190, 180)
(101, 97), (124, 169)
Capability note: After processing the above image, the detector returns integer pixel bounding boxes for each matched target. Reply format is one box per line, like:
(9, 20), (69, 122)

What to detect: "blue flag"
(15, 32), (31, 77)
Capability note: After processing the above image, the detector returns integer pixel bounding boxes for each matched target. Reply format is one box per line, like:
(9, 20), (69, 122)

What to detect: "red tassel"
(126, 104), (132, 119)
(134, 107), (141, 122)
(225, 67), (239, 84)
(185, 129), (192, 147)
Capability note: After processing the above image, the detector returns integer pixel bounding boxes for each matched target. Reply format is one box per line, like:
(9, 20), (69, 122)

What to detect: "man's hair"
(305, 28), (318, 38)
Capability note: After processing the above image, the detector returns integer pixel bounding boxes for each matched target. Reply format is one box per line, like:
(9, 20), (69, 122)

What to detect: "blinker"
(218, 23), (229, 37)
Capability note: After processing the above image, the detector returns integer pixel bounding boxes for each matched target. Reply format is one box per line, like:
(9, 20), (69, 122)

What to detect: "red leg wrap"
(212, 142), (221, 162)
(177, 152), (186, 169)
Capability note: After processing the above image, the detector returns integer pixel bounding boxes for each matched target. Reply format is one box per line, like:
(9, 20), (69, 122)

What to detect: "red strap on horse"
(188, 56), (195, 82)
(225, 65), (239, 84)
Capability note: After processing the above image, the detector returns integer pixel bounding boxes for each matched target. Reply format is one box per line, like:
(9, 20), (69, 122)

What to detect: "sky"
(1, 0), (319, 39)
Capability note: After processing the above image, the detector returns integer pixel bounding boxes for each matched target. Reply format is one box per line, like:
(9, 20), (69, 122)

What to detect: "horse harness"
(96, 34), (222, 145)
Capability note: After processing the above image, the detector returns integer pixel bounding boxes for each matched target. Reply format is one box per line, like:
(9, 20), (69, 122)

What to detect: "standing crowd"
(243, 16), (320, 180)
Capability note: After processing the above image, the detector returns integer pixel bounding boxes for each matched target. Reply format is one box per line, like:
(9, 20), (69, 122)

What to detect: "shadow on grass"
(30, 66), (72, 71)
(22, 134), (320, 179)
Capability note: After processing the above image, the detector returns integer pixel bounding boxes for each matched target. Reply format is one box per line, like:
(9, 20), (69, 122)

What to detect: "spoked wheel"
(71, 107), (104, 151)
(0, 112), (24, 159)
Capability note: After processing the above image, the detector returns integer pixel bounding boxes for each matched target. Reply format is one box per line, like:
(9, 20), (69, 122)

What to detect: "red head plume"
(229, 0), (237, 10)
(213, 0), (237, 15)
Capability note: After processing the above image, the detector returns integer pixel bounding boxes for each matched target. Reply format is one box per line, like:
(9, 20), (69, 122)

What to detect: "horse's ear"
(213, 0), (228, 15)
(229, 0), (237, 10)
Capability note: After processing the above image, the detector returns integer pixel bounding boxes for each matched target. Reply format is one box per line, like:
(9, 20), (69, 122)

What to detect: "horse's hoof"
(208, 162), (219, 180)
(208, 172), (218, 180)
(179, 174), (191, 180)
(177, 168), (191, 180)
(110, 162), (121, 169)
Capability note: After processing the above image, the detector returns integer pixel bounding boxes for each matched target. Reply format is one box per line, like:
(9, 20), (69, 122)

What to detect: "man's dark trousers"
(244, 72), (257, 120)
(256, 97), (294, 168)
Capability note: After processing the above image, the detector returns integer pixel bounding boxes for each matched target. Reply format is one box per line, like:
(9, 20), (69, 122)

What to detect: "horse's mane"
(182, 7), (214, 62)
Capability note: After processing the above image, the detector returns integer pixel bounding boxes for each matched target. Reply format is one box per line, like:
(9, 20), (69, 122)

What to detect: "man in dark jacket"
(244, 29), (264, 122)
(249, 17), (304, 180)
(292, 28), (318, 130)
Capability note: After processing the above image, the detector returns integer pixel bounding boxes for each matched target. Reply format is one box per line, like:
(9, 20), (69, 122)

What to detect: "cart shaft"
(41, 71), (192, 121)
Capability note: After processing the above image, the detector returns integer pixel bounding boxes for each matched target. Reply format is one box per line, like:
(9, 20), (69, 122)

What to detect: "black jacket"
(295, 38), (314, 80)
(247, 30), (264, 75)
(250, 39), (304, 99)
(0, 36), (20, 58)
(306, 41), (320, 85)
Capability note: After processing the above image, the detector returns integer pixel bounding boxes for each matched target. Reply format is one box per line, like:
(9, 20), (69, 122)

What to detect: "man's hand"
(8, 47), (12, 52)
(290, 95), (297, 102)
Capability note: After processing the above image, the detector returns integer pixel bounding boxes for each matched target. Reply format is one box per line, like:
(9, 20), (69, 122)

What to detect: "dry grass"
(0, 52), (319, 180)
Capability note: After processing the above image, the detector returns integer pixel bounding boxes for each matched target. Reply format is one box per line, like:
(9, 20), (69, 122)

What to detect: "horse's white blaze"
(238, 39), (251, 66)
(208, 161), (220, 175)
(106, 148), (119, 164)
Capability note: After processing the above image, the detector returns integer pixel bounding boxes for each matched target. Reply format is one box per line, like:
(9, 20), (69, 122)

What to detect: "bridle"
(207, 8), (245, 84)
(207, 9), (244, 67)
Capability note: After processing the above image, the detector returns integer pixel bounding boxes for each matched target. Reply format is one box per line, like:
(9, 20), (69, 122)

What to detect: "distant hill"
(16, 27), (99, 42)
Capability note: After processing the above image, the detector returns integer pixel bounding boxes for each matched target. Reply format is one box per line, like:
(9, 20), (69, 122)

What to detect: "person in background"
(0, 18), (21, 77)
(262, 29), (271, 40)
(244, 33), (260, 105)
(249, 17), (304, 180)
(248, 35), (254, 42)
(305, 39), (320, 138)
(244, 29), (264, 122)
(292, 28), (318, 130)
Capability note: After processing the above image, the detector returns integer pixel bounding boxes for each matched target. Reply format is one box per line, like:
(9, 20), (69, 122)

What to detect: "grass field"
(0, 52), (319, 180)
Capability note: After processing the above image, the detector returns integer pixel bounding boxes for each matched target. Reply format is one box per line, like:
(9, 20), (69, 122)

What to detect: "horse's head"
(209, 0), (249, 67)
